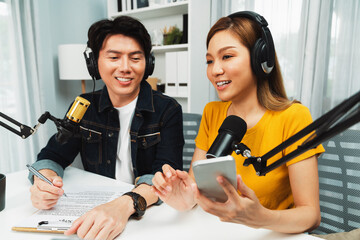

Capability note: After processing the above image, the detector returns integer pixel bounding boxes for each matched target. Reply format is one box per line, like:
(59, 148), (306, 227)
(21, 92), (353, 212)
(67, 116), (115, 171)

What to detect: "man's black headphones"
(83, 46), (155, 81)
(228, 11), (275, 79)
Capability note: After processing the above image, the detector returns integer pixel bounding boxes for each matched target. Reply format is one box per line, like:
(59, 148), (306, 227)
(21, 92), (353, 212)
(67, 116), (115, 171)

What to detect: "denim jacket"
(29, 81), (184, 186)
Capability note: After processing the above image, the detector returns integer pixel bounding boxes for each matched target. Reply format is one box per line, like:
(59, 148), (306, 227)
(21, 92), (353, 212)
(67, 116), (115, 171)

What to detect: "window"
(229, 0), (359, 122)
(0, 0), (37, 173)
(231, 0), (304, 99)
(0, 2), (15, 115)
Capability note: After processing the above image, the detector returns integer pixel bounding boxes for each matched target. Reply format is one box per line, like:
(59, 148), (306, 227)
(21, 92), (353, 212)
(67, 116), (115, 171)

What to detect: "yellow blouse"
(195, 101), (325, 210)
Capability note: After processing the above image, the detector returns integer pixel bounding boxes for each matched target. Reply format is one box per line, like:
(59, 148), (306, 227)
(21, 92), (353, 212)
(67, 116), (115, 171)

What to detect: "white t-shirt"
(114, 97), (138, 184)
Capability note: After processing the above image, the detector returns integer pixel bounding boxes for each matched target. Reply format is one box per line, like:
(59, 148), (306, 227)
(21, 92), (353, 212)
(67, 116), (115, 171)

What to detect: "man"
(28, 16), (184, 240)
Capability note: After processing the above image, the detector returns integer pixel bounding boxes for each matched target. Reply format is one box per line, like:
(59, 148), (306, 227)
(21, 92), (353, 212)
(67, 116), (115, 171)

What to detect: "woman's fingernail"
(217, 176), (224, 183)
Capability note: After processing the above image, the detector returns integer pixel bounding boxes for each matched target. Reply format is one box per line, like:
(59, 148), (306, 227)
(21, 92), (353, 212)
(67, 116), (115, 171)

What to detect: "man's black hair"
(87, 16), (152, 61)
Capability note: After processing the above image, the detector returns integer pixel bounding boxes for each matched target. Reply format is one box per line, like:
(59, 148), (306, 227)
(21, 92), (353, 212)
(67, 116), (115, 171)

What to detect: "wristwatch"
(123, 192), (147, 218)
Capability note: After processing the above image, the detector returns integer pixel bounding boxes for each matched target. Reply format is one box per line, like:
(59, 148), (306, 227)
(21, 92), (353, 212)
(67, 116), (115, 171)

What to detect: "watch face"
(137, 196), (147, 211)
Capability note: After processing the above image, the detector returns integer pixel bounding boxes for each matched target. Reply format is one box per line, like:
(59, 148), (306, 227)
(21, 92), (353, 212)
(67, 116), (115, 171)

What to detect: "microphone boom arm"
(0, 112), (36, 139)
(1, 96), (94, 144)
(0, 111), (62, 139)
(241, 90), (360, 176)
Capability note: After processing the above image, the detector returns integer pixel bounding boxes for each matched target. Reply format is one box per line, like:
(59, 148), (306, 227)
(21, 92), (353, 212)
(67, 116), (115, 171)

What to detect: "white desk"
(0, 167), (321, 240)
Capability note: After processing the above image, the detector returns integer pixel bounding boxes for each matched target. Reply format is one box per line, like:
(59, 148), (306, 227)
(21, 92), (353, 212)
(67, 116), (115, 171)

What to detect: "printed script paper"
(13, 184), (133, 231)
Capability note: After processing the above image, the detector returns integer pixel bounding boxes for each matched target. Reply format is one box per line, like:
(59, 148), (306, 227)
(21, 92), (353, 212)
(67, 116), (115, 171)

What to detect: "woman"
(152, 11), (324, 233)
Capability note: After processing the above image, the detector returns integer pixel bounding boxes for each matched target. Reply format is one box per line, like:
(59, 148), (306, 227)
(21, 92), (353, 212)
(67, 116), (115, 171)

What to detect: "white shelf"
(109, 1), (188, 20)
(152, 44), (188, 53)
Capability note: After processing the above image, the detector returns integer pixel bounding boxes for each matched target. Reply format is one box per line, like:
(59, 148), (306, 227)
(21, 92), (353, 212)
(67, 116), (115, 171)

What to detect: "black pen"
(26, 164), (67, 197)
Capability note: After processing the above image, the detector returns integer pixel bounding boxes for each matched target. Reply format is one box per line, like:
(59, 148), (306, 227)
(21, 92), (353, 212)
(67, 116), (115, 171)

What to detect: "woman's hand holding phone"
(192, 156), (237, 202)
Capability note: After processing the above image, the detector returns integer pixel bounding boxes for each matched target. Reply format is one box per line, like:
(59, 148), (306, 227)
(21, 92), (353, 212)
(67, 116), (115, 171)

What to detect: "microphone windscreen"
(219, 115), (247, 141)
(66, 96), (90, 123)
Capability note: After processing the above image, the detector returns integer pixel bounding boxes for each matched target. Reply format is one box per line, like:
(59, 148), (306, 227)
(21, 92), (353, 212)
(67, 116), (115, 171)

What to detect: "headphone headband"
(228, 11), (268, 27)
(228, 11), (275, 78)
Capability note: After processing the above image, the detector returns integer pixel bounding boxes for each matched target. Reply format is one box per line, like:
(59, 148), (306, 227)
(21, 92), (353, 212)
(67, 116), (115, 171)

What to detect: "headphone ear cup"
(251, 38), (268, 79)
(144, 52), (155, 80)
(84, 50), (101, 80)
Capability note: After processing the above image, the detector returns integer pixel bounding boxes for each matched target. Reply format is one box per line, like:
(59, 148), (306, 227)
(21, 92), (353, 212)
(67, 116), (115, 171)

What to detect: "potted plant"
(163, 25), (183, 45)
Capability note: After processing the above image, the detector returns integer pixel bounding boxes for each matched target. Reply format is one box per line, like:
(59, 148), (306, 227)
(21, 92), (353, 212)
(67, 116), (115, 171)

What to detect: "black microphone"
(206, 115), (247, 159)
(55, 96), (90, 144)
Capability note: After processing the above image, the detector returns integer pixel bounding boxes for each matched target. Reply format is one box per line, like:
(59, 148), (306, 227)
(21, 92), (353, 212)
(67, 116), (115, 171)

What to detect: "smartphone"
(192, 155), (237, 202)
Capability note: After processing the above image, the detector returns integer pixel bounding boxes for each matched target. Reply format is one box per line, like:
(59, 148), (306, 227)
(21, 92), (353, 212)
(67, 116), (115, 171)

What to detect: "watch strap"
(123, 192), (146, 218)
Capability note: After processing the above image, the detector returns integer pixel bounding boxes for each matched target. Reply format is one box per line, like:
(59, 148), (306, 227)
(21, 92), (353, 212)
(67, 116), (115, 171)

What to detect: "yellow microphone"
(56, 96), (90, 144)
(66, 96), (90, 123)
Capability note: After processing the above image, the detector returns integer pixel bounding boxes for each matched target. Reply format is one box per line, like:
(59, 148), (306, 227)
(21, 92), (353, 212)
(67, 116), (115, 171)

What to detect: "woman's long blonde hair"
(206, 16), (299, 111)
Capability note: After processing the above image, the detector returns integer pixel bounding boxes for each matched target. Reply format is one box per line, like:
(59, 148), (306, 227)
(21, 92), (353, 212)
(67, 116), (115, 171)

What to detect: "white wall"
(189, 0), (213, 114)
(35, 0), (107, 121)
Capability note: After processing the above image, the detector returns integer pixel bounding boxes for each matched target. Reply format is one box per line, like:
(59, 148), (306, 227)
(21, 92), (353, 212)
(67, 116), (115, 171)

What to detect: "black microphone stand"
(1, 110), (101, 144)
(0, 111), (62, 139)
(233, 90), (360, 176)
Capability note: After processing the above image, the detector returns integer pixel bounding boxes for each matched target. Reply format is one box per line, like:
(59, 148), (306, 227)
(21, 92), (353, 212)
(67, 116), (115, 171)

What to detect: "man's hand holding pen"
(29, 169), (65, 209)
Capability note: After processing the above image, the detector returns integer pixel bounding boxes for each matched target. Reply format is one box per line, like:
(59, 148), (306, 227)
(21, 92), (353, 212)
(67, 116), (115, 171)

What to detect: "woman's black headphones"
(228, 11), (275, 79)
(83, 46), (155, 81)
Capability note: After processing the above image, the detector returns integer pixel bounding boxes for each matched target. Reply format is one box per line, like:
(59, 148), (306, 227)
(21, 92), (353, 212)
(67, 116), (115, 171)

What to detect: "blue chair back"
(312, 128), (360, 234)
(182, 113), (202, 171)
